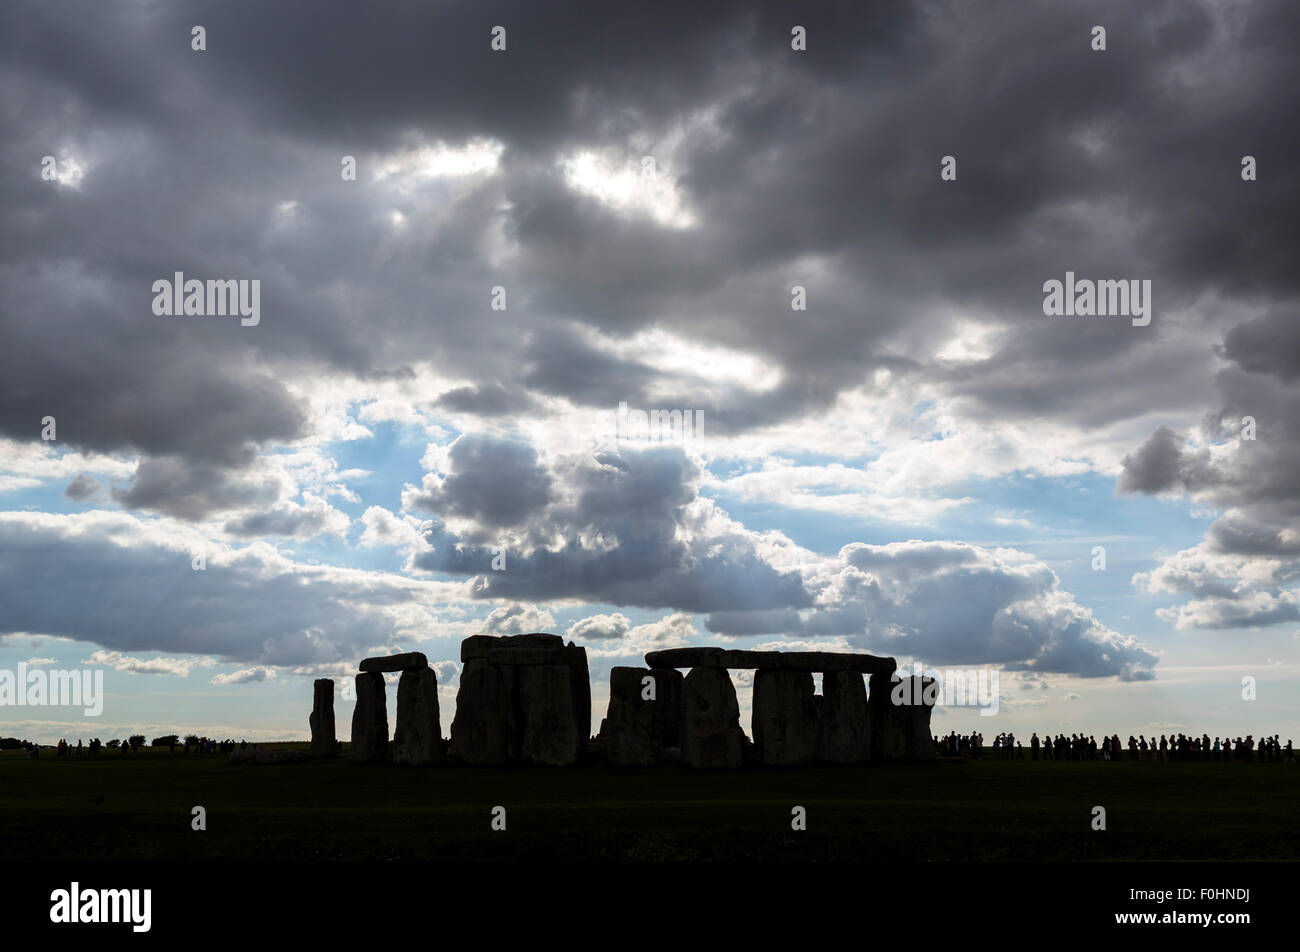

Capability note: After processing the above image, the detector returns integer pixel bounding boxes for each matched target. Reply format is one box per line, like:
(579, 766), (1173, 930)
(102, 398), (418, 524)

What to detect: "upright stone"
(449, 659), (511, 764)
(651, 667), (685, 750)
(869, 673), (936, 761)
(898, 675), (937, 760)
(817, 670), (870, 763)
(518, 664), (579, 765)
(309, 678), (336, 757)
(393, 667), (442, 765)
(681, 666), (744, 767)
(350, 671), (388, 764)
(601, 666), (684, 765)
(563, 642), (591, 749)
(752, 669), (819, 765)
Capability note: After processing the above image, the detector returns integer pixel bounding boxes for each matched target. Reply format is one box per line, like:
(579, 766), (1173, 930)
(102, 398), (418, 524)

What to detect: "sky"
(1, 0), (1298, 745)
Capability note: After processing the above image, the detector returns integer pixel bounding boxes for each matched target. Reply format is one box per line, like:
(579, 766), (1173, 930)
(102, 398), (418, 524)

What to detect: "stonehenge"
(623, 648), (934, 766)
(317, 636), (937, 767)
(346, 651), (442, 764)
(449, 633), (591, 765)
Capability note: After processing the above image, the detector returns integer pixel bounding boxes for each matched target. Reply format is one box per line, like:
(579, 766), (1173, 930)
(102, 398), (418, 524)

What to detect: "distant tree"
(106, 739), (121, 748)
(0, 737), (24, 750)
(151, 734), (180, 747)
(183, 734), (200, 746)
(128, 734), (145, 749)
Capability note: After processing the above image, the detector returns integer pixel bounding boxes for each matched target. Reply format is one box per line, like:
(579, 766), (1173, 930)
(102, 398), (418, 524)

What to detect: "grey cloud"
(63, 474), (101, 501)
(567, 612), (631, 641)
(1219, 307), (1300, 382)
(707, 541), (1158, 680)
(0, 512), (425, 666)
(112, 456), (285, 520)
(407, 433), (553, 529)
(1116, 425), (1190, 495)
(414, 442), (811, 613)
(434, 384), (536, 417)
(223, 500), (346, 539)
(4, 0), (1293, 483)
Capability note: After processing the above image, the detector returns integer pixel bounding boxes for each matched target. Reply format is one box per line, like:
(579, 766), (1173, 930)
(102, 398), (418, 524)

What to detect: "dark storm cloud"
(520, 325), (658, 406)
(1, 0), (1293, 657)
(1219, 306), (1300, 382)
(5, 0), (1295, 493)
(407, 433), (553, 528)
(413, 442), (812, 613)
(0, 512), (424, 666)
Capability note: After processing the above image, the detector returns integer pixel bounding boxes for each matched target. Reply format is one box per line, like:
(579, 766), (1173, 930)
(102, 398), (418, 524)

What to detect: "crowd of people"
(20, 736), (254, 758)
(936, 730), (1296, 762)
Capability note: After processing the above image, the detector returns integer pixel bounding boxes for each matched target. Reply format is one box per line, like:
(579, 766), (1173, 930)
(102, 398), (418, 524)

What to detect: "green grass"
(1, 746), (1294, 861)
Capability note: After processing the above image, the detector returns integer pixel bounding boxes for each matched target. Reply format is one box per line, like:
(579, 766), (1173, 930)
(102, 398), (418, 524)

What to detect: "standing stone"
(869, 673), (936, 761)
(651, 668), (685, 750)
(393, 667), (442, 765)
(817, 670), (870, 763)
(350, 671), (388, 764)
(449, 659), (512, 764)
(563, 642), (591, 749)
(518, 664), (579, 766)
(601, 666), (684, 765)
(752, 669), (819, 765)
(681, 666), (744, 767)
(309, 678), (336, 757)
(898, 675), (937, 760)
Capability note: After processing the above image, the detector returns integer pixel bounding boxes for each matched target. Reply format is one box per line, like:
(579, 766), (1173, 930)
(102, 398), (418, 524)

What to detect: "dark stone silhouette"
(350, 671), (389, 764)
(449, 634), (590, 765)
(319, 641), (934, 768)
(646, 647), (894, 674)
(817, 670), (870, 763)
(751, 669), (819, 764)
(448, 659), (511, 764)
(393, 667), (441, 765)
(681, 666), (745, 767)
(869, 673), (936, 761)
(309, 678), (336, 756)
(360, 651), (427, 673)
(599, 666), (683, 765)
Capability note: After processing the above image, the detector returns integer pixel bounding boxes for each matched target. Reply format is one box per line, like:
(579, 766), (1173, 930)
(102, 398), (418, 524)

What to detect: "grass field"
(1, 745), (1295, 862)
